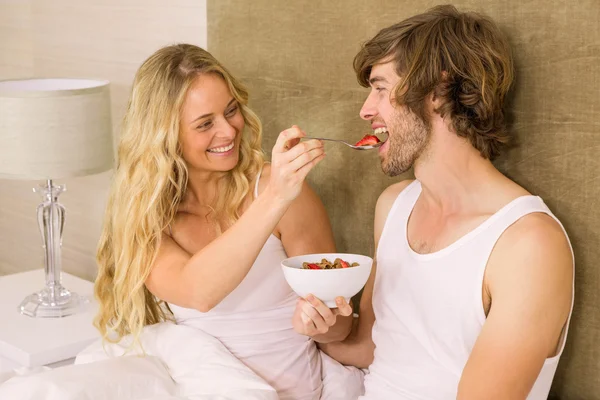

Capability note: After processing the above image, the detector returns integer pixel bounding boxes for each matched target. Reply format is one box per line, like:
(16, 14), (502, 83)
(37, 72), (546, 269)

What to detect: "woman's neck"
(183, 168), (227, 210)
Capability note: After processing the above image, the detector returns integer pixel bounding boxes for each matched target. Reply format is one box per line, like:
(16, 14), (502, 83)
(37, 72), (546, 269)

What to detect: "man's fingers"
(305, 294), (337, 326)
(301, 302), (331, 333)
(332, 297), (353, 317)
(301, 311), (317, 333)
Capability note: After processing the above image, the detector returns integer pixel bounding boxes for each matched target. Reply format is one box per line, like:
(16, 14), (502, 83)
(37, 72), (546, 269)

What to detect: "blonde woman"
(95, 44), (352, 399)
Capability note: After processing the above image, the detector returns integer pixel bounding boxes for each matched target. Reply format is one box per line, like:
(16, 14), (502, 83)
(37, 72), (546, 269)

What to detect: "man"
(292, 5), (574, 399)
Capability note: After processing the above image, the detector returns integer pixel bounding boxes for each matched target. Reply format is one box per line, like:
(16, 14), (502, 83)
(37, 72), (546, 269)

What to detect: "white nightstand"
(0, 270), (99, 374)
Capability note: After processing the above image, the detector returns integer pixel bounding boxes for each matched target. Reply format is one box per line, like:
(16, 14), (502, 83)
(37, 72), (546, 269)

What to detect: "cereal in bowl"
(302, 258), (359, 270)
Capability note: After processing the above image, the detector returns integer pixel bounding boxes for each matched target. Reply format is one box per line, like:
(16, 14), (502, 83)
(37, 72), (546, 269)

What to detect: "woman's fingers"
(273, 126), (305, 154)
(296, 152), (326, 180)
(287, 146), (325, 173)
(268, 125), (325, 204)
(281, 139), (323, 163)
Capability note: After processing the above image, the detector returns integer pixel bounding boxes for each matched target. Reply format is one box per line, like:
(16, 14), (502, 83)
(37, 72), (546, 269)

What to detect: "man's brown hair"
(354, 5), (514, 159)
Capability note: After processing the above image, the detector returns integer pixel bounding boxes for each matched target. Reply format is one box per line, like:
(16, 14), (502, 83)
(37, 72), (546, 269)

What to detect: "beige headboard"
(208, 1), (600, 398)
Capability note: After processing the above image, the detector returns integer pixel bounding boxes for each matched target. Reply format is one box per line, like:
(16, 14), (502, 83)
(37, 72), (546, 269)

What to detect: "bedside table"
(0, 270), (100, 374)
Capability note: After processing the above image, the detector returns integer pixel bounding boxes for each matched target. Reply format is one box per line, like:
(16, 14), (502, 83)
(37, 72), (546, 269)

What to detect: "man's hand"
(292, 294), (353, 341)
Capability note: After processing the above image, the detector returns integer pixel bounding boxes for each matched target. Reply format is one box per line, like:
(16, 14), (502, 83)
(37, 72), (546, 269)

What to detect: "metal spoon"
(304, 135), (386, 150)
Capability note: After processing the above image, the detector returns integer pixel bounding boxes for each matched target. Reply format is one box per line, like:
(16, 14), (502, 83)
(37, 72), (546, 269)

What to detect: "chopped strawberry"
(354, 134), (381, 147)
(307, 263), (321, 270)
(339, 260), (350, 269)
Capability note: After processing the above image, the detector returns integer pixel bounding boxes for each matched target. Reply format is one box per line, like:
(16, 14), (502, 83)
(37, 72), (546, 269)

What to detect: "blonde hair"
(94, 44), (265, 344)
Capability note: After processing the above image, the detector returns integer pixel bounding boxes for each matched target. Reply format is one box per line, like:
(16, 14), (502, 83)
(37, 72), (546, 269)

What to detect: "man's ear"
(430, 92), (441, 109)
(428, 91), (444, 115)
(431, 71), (449, 110)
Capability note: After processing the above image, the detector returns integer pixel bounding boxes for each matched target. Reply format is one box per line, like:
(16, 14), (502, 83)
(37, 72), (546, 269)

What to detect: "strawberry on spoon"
(354, 134), (382, 147)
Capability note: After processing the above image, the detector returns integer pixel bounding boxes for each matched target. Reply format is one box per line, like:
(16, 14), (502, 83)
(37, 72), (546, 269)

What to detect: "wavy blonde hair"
(95, 43), (265, 344)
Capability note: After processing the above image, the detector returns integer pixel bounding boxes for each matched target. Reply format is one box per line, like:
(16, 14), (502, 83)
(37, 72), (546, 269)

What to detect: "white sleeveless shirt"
(361, 181), (574, 400)
(169, 168), (322, 400)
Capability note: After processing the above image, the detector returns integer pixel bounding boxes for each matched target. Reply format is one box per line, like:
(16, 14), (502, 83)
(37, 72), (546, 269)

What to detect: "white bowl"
(281, 253), (373, 308)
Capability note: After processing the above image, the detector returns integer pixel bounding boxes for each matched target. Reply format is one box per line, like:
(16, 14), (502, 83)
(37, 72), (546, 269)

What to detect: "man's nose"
(360, 91), (378, 121)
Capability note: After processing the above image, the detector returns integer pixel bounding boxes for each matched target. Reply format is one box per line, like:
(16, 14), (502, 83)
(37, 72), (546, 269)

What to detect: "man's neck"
(413, 130), (503, 216)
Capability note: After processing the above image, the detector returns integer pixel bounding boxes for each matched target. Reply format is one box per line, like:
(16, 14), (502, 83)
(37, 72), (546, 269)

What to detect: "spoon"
(304, 134), (387, 150)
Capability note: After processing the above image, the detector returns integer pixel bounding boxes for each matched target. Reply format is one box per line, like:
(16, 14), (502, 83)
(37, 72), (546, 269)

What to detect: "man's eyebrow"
(369, 76), (389, 85)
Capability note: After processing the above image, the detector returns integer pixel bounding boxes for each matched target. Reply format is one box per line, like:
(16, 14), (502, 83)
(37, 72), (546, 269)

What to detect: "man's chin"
(381, 163), (395, 177)
(381, 160), (409, 177)
(382, 168), (399, 177)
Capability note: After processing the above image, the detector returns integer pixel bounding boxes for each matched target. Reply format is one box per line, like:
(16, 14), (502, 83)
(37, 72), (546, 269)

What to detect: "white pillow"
(76, 322), (279, 400)
(0, 355), (176, 400)
(320, 351), (366, 400)
(0, 365), (50, 386)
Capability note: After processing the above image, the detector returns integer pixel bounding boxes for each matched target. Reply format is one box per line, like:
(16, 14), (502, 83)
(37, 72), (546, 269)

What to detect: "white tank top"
(169, 168), (322, 400)
(361, 180), (574, 400)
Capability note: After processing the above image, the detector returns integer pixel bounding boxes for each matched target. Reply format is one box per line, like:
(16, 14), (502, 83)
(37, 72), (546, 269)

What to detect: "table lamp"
(0, 78), (114, 318)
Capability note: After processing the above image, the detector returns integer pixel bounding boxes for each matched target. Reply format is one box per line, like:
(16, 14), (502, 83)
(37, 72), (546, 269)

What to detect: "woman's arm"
(145, 127), (324, 312)
(275, 174), (336, 256)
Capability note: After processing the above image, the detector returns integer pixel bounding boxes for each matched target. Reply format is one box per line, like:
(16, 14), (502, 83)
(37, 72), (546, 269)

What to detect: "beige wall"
(208, 1), (600, 398)
(0, 0), (208, 280)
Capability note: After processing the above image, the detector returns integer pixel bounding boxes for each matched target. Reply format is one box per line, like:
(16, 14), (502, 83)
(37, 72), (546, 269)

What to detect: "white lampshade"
(0, 78), (114, 180)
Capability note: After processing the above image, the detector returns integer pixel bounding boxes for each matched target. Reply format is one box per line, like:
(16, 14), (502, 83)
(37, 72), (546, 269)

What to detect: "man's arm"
(457, 213), (573, 399)
(317, 180), (414, 368)
(278, 174), (356, 342)
(318, 261), (377, 368)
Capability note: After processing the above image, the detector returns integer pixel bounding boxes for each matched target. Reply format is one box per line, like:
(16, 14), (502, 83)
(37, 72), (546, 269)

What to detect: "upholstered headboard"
(208, 1), (600, 398)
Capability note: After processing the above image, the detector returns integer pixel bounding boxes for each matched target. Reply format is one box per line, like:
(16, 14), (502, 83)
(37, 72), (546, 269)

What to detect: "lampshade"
(0, 78), (114, 180)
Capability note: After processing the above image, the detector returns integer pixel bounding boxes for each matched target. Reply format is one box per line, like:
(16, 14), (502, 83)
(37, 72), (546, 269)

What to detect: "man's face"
(359, 61), (430, 177)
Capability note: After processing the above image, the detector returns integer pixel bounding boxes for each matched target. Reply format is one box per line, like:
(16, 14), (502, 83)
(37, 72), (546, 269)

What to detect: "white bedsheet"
(0, 322), (365, 400)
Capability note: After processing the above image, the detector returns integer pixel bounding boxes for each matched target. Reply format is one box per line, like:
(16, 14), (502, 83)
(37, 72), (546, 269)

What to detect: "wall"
(0, 0), (208, 280)
(208, 1), (600, 398)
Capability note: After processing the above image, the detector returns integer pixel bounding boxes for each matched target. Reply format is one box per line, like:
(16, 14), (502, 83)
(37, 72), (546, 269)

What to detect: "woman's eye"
(198, 121), (213, 130)
(225, 106), (238, 118)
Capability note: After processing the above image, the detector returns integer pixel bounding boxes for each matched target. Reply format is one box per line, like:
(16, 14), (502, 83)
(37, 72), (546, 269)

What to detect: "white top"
(361, 181), (574, 400)
(169, 168), (322, 400)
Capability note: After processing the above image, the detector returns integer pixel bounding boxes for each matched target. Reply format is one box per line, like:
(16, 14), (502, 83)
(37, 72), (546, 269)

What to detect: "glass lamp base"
(18, 284), (89, 318)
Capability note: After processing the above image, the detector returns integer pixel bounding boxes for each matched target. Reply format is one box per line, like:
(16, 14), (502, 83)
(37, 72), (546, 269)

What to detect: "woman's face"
(179, 73), (245, 174)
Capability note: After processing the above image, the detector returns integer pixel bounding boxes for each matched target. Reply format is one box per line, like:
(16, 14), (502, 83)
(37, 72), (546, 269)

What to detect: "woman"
(94, 43), (344, 399)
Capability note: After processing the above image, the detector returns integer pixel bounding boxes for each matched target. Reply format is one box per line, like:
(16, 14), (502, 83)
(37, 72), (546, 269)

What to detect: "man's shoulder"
(503, 211), (570, 256)
(377, 179), (415, 208)
(488, 209), (573, 293)
(374, 180), (415, 238)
